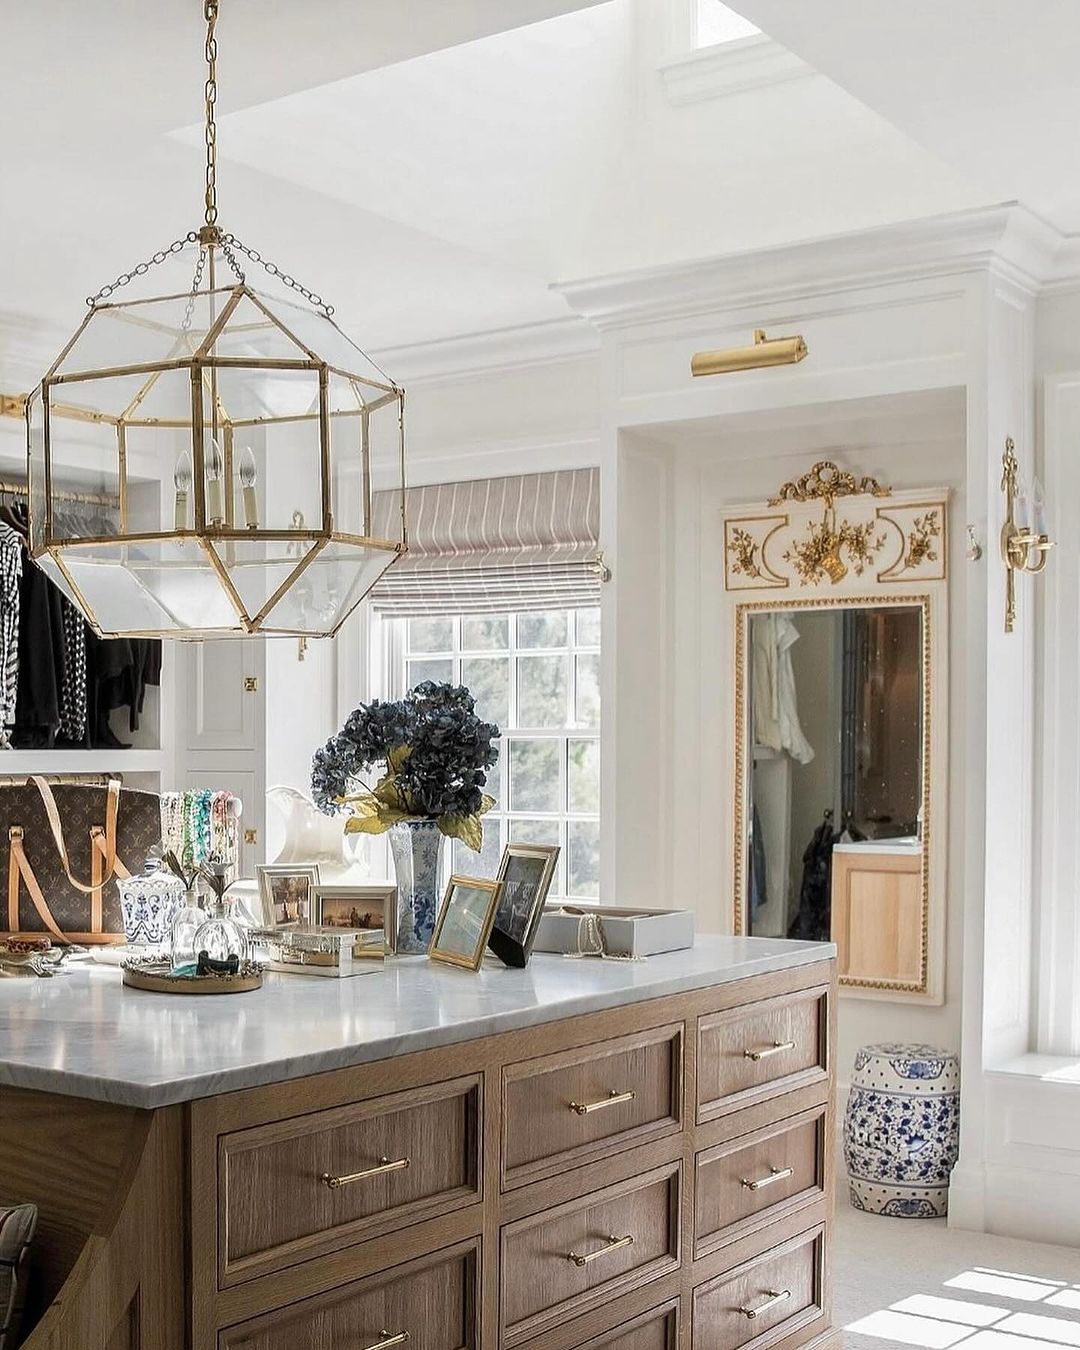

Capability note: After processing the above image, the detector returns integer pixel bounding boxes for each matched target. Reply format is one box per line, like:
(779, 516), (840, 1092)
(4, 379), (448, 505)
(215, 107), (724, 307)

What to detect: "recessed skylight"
(695, 0), (760, 48)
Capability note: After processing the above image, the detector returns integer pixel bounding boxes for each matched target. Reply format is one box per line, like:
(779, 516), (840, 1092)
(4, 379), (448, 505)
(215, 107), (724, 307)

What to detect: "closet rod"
(0, 478), (118, 508)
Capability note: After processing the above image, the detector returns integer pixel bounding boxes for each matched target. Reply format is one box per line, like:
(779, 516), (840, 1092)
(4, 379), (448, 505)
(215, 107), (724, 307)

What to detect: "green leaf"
(338, 793), (381, 817)
(438, 813), (483, 852)
(373, 776), (407, 810)
(387, 744), (413, 773)
(477, 793), (496, 817)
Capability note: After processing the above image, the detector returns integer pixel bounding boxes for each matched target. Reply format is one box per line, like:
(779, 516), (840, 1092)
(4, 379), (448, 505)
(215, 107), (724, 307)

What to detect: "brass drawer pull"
(320, 1156), (410, 1190)
(568, 1088), (636, 1116)
(567, 1232), (635, 1267)
(743, 1040), (796, 1062)
(741, 1165), (794, 1192)
(361, 1332), (410, 1350)
(740, 1289), (791, 1320)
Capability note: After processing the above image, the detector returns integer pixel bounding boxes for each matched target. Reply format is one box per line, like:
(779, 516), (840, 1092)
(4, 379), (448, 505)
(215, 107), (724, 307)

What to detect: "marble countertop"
(0, 935), (834, 1109)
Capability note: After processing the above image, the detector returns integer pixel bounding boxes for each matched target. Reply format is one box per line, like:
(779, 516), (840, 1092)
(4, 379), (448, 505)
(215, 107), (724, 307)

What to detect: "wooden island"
(0, 936), (836, 1350)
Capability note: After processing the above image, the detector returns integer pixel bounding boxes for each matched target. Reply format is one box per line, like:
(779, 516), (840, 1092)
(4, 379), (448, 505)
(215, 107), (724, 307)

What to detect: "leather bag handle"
(8, 826), (70, 944)
(30, 776), (121, 895)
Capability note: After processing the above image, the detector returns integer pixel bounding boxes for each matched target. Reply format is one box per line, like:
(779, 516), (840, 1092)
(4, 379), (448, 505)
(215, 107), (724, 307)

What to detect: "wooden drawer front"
(697, 988), (827, 1123)
(220, 1241), (477, 1349)
(502, 1025), (682, 1189)
(692, 1225), (825, 1350)
(220, 1075), (480, 1283)
(694, 1107), (825, 1259)
(500, 1163), (681, 1346)
(569, 1299), (679, 1350)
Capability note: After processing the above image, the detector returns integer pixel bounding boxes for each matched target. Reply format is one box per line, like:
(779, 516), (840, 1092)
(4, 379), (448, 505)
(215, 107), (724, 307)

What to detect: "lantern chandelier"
(25, 0), (406, 639)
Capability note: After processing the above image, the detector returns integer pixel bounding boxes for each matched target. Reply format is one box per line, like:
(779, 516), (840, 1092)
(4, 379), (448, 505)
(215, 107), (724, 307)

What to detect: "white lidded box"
(532, 906), (694, 958)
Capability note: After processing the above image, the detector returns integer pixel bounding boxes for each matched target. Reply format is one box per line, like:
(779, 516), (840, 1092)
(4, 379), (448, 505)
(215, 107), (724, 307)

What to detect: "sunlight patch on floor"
(845, 1268), (1080, 1350)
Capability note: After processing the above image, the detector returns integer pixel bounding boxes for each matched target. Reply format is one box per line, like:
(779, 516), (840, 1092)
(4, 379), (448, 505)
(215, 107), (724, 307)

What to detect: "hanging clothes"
(57, 599), (88, 744)
(0, 522), (22, 748)
(788, 810), (838, 943)
(751, 613), (815, 765)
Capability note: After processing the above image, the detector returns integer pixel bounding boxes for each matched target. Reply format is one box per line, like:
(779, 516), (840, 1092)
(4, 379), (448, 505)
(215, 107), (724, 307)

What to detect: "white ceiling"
(726, 0), (1080, 234)
(0, 0), (1035, 386)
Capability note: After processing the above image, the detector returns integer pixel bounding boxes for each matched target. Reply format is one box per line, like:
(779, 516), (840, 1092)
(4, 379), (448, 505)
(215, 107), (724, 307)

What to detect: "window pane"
(462, 615), (508, 650)
(509, 739), (561, 813)
(575, 653), (600, 727)
(568, 821), (600, 897)
(408, 617), (453, 652)
(518, 610), (568, 648)
(518, 654), (568, 728)
(407, 657), (453, 689)
(510, 818), (561, 846)
(568, 739), (600, 814)
(462, 656), (510, 730)
(453, 817), (502, 879)
(575, 608), (600, 647)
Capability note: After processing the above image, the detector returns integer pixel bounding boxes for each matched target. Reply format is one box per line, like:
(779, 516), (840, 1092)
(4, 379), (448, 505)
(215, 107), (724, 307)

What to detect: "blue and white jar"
(389, 819), (444, 953)
(117, 864), (187, 950)
(843, 1042), (960, 1218)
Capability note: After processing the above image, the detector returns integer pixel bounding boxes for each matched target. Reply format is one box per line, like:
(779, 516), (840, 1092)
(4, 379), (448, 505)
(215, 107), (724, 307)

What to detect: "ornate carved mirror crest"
(724, 460), (947, 592)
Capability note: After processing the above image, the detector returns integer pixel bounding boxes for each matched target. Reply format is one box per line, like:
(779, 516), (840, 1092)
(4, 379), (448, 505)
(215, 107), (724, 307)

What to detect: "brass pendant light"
(25, 0), (407, 639)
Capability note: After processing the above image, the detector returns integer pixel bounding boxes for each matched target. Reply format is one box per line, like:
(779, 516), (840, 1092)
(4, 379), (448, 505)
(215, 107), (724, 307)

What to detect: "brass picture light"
(691, 329), (808, 377)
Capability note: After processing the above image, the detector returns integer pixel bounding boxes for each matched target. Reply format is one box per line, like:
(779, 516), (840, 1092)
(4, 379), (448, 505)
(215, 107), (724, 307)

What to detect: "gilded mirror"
(723, 463), (948, 1002)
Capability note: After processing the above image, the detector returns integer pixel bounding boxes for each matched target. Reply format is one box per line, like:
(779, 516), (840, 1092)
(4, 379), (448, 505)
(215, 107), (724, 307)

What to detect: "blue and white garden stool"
(843, 1043), (960, 1218)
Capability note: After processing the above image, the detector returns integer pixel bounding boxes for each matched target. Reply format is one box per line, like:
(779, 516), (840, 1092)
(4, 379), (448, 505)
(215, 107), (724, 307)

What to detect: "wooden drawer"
(694, 1106), (826, 1259)
(219, 1075), (480, 1285)
(697, 987), (828, 1124)
(567, 1298), (679, 1350)
(219, 1240), (478, 1349)
(500, 1162), (681, 1347)
(502, 1025), (683, 1189)
(692, 1225), (826, 1350)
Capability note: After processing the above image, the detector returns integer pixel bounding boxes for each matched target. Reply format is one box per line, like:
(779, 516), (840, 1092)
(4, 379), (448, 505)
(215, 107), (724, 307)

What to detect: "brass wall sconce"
(691, 329), (808, 377)
(1001, 436), (1053, 633)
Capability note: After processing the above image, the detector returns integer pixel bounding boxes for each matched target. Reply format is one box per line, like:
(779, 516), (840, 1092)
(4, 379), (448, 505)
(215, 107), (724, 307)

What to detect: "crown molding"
(370, 316), (600, 386)
(553, 204), (1078, 331)
(658, 34), (813, 107)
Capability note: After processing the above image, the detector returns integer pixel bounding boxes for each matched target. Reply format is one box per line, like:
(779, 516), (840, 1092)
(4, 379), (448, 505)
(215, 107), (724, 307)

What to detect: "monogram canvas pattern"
(0, 783), (161, 937)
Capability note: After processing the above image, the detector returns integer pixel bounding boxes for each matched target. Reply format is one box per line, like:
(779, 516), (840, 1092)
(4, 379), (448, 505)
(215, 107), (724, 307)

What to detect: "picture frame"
(256, 864), (321, 929)
(429, 874), (503, 971)
(312, 884), (398, 953)
(488, 843), (560, 968)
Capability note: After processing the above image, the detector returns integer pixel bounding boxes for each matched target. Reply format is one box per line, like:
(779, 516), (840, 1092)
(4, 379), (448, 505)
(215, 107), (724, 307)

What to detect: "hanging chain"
(84, 0), (339, 320)
(85, 232), (199, 308)
(222, 234), (334, 316)
(203, 0), (220, 227)
(180, 246), (209, 333)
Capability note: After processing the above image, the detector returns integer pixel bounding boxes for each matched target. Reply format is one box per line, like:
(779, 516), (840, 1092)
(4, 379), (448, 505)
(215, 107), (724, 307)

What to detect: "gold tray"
(122, 960), (263, 995)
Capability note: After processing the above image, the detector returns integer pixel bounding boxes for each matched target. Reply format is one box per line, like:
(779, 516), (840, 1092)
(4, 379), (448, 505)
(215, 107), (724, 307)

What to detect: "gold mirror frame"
(722, 463), (949, 1003)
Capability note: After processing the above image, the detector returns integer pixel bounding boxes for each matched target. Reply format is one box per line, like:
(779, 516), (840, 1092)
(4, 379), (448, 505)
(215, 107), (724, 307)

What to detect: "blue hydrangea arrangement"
(312, 682), (500, 850)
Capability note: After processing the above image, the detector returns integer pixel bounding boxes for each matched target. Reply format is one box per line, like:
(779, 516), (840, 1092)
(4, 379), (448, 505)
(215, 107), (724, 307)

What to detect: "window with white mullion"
(395, 605), (600, 901)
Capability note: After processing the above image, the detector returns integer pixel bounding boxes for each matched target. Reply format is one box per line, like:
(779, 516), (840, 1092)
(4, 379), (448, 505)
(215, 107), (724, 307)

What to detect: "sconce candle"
(173, 451), (192, 531)
(239, 447), (259, 529)
(205, 435), (225, 524)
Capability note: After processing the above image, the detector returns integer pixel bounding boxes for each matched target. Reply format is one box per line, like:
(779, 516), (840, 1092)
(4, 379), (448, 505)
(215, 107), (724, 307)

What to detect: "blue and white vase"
(117, 865), (186, 950)
(843, 1042), (960, 1218)
(389, 819), (444, 953)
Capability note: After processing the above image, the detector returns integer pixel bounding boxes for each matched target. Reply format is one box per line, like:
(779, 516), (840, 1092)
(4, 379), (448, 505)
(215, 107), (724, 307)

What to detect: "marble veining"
(0, 935), (834, 1108)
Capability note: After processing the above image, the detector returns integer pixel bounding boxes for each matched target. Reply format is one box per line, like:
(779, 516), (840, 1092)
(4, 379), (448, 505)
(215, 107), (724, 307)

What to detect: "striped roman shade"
(369, 468), (601, 616)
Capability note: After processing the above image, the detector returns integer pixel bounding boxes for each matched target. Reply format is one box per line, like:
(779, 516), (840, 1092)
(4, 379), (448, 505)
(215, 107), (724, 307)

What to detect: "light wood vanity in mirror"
(723, 461), (949, 1003)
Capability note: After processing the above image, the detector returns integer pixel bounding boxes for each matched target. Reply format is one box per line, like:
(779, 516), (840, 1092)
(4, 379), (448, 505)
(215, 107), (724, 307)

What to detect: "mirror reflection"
(746, 605), (923, 941)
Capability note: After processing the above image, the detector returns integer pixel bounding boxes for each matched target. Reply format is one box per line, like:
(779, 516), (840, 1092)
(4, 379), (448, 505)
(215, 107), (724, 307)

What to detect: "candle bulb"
(173, 451), (192, 531)
(205, 435), (224, 524)
(239, 447), (259, 529)
(1031, 476), (1047, 538)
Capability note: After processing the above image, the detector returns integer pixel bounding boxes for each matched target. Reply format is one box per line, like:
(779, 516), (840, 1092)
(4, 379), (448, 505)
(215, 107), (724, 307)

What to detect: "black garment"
(12, 557), (67, 747)
(85, 633), (163, 746)
(788, 811), (838, 943)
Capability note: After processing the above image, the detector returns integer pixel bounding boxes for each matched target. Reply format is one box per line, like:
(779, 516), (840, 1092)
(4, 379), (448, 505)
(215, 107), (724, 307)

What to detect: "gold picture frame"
(428, 875), (503, 972)
(313, 883), (398, 954)
(488, 843), (560, 968)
